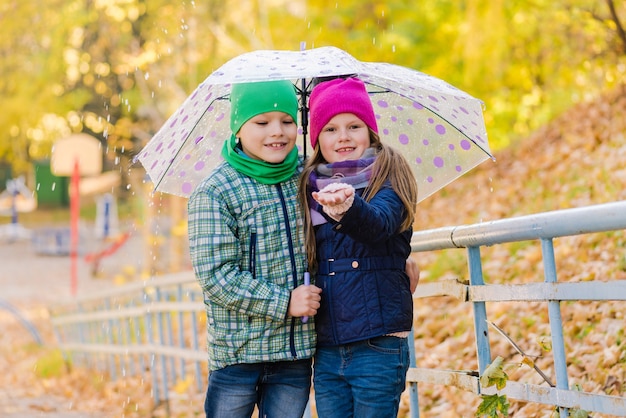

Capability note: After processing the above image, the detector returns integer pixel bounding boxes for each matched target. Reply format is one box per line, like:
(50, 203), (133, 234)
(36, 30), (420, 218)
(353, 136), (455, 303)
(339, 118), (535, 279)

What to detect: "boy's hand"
(288, 284), (322, 318)
(406, 256), (420, 294)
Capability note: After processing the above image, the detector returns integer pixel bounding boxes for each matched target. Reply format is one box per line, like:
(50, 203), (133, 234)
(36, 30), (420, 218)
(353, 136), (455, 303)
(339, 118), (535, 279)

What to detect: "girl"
(298, 76), (418, 418)
(188, 80), (322, 418)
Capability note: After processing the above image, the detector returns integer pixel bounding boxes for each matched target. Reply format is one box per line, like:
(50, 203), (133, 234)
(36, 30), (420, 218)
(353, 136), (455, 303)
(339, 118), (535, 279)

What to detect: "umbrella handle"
(300, 77), (309, 159)
(302, 271), (310, 323)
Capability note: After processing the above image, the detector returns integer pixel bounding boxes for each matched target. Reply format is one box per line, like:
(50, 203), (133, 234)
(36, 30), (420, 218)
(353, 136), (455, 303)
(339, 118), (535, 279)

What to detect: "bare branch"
(487, 321), (555, 387)
(605, 0), (626, 55)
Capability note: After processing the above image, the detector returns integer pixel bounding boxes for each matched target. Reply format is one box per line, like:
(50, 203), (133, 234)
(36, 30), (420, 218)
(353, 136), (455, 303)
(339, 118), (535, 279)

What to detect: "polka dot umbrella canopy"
(135, 46), (493, 201)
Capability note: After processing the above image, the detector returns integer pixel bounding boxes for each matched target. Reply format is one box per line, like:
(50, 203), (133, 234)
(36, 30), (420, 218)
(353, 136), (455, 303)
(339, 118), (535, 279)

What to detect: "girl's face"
(317, 113), (371, 163)
(237, 111), (298, 163)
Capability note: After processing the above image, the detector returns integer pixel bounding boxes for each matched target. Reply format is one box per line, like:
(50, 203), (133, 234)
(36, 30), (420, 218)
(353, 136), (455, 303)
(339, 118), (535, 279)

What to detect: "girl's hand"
(312, 183), (355, 221)
(312, 186), (354, 206)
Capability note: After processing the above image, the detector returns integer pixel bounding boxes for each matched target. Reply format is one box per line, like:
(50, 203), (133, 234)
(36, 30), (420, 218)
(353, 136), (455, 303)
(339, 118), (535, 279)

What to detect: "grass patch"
(34, 348), (69, 378)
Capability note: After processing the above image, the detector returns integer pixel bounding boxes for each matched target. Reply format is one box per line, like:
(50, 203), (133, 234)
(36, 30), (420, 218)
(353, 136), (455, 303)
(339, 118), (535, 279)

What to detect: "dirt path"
(0, 223), (149, 417)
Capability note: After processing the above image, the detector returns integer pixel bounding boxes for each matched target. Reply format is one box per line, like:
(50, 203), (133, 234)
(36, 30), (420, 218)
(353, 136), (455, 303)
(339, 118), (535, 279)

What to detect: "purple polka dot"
(184, 154), (191, 160)
(426, 176), (433, 183)
(395, 105), (404, 111)
(412, 102), (424, 110)
(179, 170), (186, 177)
(456, 165), (462, 172)
(216, 113), (225, 121)
(460, 140), (471, 150)
(459, 106), (469, 114)
(182, 182), (193, 195)
(422, 139), (429, 146)
(435, 125), (446, 135)
(428, 95), (439, 102)
(398, 134), (409, 145)
(407, 119), (414, 125)
(377, 100), (389, 108)
(194, 161), (205, 171)
(182, 115), (189, 122)
(194, 136), (204, 144)
(433, 157), (444, 168)
(415, 157), (422, 164)
(391, 116), (398, 122)
(448, 144), (455, 150)
(428, 118), (434, 124)
(206, 150), (212, 156)
(169, 118), (178, 128)
(383, 128), (390, 135)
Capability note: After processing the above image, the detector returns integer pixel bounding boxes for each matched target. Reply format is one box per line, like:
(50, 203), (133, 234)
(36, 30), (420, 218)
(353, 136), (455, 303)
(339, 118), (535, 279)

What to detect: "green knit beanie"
(230, 80), (299, 134)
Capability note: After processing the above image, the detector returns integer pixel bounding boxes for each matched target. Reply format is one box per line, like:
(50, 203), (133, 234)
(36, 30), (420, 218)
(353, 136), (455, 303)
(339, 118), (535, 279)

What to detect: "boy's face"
(317, 113), (370, 163)
(237, 111), (298, 163)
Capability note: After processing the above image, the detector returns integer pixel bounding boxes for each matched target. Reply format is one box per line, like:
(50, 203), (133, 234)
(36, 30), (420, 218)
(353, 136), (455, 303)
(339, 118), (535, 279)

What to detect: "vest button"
(351, 261), (359, 269)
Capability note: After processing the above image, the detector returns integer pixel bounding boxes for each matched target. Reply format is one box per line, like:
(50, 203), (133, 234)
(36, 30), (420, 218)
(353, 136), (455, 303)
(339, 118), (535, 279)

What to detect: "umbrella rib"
(152, 94), (229, 192)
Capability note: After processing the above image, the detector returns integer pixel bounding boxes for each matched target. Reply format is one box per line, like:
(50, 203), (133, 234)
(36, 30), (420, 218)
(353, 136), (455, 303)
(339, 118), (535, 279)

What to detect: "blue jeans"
(204, 359), (312, 418)
(313, 336), (409, 418)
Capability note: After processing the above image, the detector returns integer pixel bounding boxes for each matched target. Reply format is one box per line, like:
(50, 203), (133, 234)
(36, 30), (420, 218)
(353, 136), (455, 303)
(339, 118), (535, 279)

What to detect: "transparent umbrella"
(135, 46), (493, 201)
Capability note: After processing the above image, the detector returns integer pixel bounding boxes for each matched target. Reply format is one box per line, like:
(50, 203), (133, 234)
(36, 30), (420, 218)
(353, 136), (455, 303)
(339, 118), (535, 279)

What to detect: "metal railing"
(49, 201), (626, 417)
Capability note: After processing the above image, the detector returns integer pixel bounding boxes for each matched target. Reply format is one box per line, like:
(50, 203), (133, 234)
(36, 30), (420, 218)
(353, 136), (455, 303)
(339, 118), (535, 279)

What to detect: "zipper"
(248, 232), (257, 279)
(276, 184), (298, 358)
(248, 232), (257, 324)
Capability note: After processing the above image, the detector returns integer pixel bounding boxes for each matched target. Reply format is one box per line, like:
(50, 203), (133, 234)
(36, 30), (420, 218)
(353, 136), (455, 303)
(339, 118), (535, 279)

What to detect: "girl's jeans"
(314, 336), (410, 418)
(204, 358), (312, 418)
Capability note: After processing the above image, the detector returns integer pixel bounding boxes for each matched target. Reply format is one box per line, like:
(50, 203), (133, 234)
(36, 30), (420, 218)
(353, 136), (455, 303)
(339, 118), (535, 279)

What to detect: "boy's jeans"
(314, 336), (409, 418)
(204, 358), (312, 418)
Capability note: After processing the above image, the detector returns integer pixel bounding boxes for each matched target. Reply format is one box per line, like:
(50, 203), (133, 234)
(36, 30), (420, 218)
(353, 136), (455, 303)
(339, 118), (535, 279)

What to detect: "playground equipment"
(0, 176), (36, 242)
(0, 299), (43, 345)
(51, 133), (102, 295)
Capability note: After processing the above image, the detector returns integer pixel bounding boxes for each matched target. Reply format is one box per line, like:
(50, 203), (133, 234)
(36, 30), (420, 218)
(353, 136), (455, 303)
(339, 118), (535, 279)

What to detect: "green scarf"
(221, 134), (299, 185)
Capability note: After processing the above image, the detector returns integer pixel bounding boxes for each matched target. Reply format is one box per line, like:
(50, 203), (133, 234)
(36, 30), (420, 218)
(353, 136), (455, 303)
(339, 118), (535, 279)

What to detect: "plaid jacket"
(188, 159), (315, 371)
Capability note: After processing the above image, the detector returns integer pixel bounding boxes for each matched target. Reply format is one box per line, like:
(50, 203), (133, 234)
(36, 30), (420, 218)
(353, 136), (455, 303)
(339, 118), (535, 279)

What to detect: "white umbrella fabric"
(135, 46), (493, 201)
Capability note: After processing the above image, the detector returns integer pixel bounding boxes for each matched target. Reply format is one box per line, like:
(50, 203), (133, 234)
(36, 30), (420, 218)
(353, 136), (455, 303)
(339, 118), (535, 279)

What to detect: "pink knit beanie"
(308, 77), (378, 149)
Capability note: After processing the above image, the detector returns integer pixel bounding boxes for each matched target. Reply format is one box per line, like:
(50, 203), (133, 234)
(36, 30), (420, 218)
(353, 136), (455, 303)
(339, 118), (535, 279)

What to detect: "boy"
(188, 80), (322, 418)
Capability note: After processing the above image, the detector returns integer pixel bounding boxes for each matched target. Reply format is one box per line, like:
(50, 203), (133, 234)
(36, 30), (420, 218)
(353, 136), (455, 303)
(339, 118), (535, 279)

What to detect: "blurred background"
(2, 2), (625, 252)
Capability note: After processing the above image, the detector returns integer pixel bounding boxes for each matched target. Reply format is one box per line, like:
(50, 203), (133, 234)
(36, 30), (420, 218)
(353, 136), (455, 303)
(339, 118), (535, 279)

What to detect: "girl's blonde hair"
(298, 129), (418, 271)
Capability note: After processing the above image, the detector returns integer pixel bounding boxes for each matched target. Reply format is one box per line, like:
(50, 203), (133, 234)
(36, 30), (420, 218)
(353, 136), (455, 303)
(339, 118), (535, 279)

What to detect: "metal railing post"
(468, 246), (491, 374)
(541, 238), (569, 417)
(408, 328), (420, 417)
